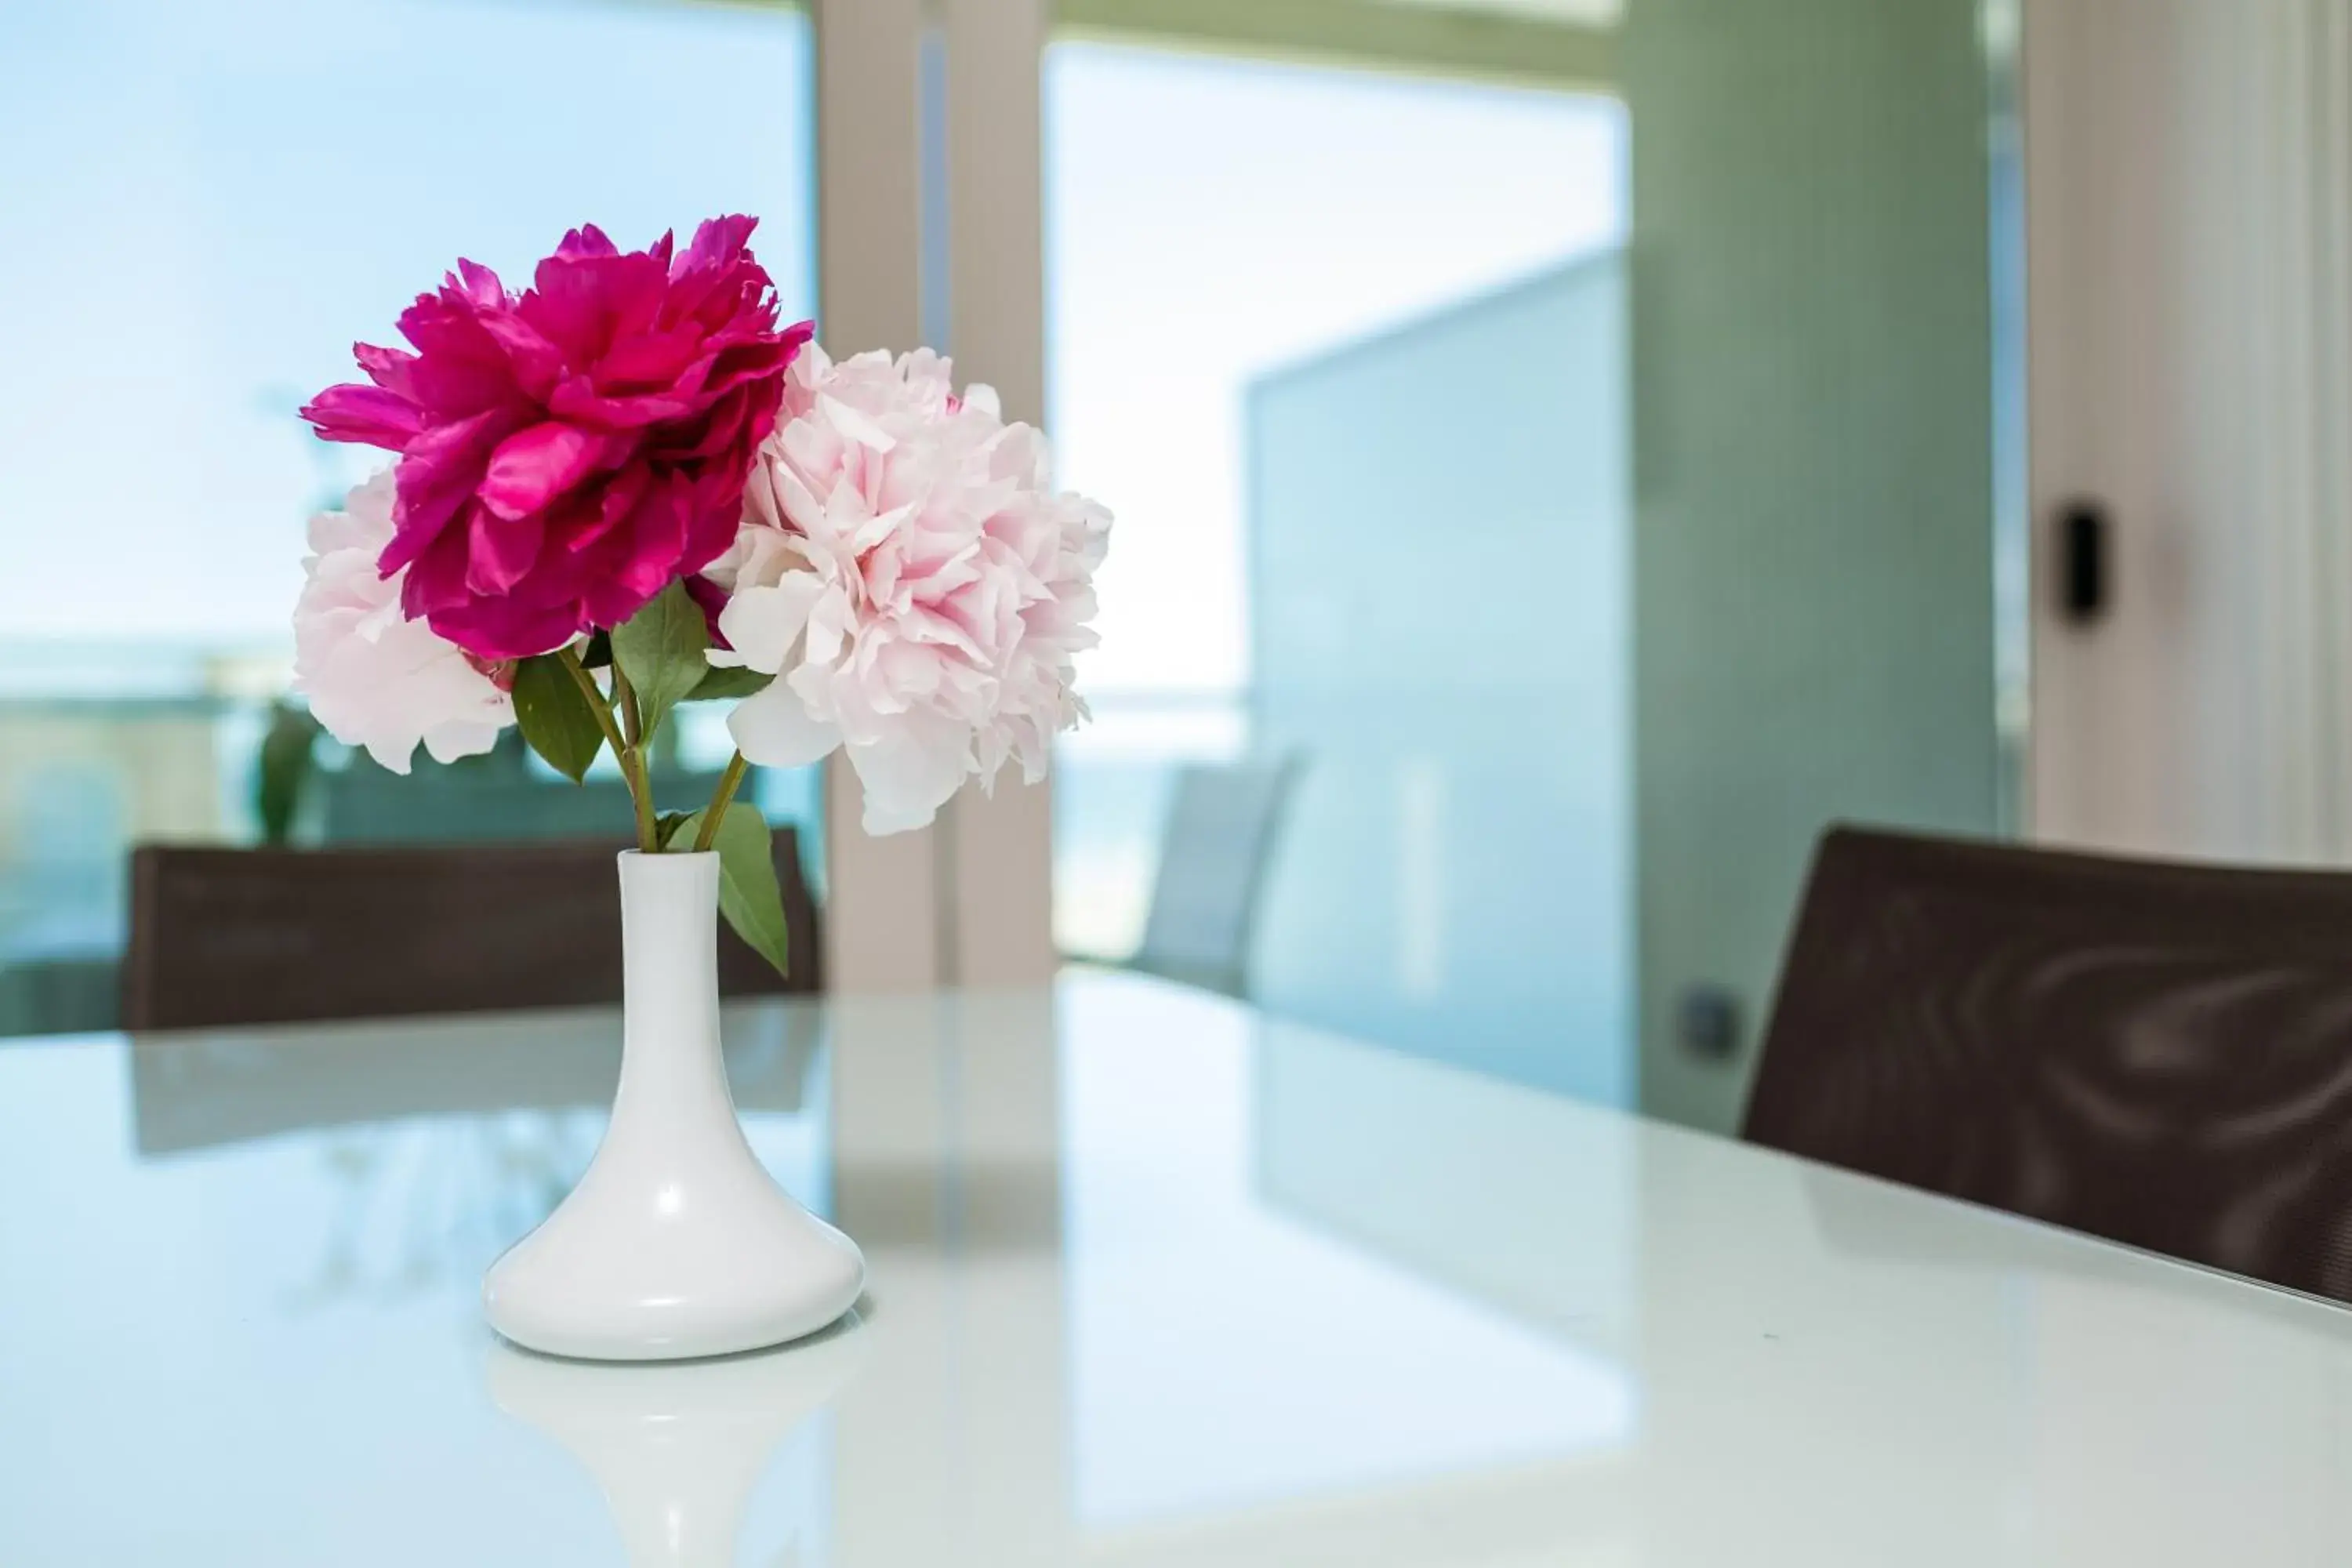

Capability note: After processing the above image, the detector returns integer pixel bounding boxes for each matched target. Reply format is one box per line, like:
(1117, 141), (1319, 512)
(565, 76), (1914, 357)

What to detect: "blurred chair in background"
(1077, 755), (1301, 1000)
(1745, 826), (2352, 1306)
(0, 724), (764, 1040)
(0, 946), (117, 1039)
(122, 832), (821, 1033)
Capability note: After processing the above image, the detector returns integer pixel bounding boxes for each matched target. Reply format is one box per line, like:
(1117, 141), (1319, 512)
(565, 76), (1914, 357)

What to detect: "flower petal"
(293, 470), (517, 771)
(848, 712), (972, 835)
(478, 421), (604, 521)
(464, 503), (546, 595)
(301, 382), (423, 448)
(728, 680), (843, 769)
(715, 572), (826, 675)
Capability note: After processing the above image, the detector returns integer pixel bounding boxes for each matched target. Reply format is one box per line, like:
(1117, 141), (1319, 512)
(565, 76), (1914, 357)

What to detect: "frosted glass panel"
(1250, 259), (1631, 1103)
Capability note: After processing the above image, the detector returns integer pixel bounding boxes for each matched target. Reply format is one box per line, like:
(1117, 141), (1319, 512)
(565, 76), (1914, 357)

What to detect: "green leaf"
(687, 664), (775, 702)
(653, 810), (694, 850)
(678, 800), (790, 978)
(612, 583), (710, 746)
(510, 654), (606, 783)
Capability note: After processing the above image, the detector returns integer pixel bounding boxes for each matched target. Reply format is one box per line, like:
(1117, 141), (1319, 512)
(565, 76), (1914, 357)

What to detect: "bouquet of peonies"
(295, 216), (1109, 970)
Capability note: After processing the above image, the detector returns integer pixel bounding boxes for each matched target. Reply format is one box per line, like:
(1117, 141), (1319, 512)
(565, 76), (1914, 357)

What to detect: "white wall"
(2027, 0), (2352, 866)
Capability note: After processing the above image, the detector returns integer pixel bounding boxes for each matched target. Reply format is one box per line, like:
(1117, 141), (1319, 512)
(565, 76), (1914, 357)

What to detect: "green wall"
(1628, 0), (2002, 1131)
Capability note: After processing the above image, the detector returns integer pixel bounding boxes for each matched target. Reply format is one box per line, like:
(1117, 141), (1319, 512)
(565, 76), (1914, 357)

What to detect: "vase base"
(484, 1162), (866, 1363)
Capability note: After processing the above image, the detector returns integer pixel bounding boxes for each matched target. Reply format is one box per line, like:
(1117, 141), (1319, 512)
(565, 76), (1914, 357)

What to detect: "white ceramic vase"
(484, 849), (864, 1361)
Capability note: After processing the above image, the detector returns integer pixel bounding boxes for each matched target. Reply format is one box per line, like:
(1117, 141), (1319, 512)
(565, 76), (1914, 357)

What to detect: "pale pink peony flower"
(293, 470), (515, 773)
(707, 346), (1109, 834)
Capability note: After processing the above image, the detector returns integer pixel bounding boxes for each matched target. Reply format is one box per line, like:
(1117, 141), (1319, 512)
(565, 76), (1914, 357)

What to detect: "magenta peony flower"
(302, 217), (812, 661)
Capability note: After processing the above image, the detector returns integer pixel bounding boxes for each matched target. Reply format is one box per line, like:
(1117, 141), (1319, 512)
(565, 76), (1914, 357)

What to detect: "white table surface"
(4, 972), (2350, 1566)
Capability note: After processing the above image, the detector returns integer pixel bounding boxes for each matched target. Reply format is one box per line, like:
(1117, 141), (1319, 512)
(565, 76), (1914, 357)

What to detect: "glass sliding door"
(1047, 0), (2013, 1131)
(1045, 34), (1631, 1092)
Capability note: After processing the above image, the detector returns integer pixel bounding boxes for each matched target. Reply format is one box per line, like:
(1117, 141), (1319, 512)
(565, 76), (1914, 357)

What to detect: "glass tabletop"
(2, 974), (2349, 1566)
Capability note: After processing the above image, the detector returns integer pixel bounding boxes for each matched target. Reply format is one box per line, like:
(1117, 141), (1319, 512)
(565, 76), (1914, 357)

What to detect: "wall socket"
(1677, 985), (1743, 1062)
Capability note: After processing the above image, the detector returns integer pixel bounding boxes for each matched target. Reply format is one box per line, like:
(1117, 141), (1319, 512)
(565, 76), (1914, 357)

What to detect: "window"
(0, 0), (817, 1033)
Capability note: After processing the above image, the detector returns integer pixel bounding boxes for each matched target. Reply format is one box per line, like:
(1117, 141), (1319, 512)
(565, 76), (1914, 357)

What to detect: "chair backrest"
(1746, 825), (2352, 1305)
(1133, 756), (1302, 996)
(121, 832), (821, 1033)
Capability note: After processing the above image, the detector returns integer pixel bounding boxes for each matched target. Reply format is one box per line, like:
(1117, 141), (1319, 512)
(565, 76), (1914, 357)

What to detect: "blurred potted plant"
(253, 701), (322, 848)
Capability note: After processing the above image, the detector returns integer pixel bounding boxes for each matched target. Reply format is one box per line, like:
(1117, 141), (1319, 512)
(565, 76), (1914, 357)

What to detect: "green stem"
(557, 646), (657, 853)
(557, 646), (628, 759)
(612, 664), (644, 750)
(622, 752), (659, 854)
(693, 752), (752, 853)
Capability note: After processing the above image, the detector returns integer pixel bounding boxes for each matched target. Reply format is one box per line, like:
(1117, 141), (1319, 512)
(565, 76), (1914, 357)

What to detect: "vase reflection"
(487, 1317), (867, 1568)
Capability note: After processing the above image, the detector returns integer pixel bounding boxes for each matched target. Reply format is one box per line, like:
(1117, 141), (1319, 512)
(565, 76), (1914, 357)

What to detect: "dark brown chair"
(121, 833), (821, 1032)
(1745, 825), (2352, 1306)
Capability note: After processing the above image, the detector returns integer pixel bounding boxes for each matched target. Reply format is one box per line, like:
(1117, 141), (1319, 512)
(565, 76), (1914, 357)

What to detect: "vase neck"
(614, 851), (735, 1130)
